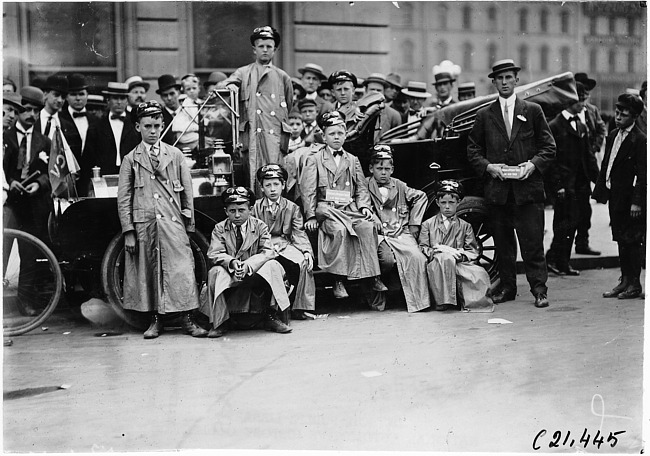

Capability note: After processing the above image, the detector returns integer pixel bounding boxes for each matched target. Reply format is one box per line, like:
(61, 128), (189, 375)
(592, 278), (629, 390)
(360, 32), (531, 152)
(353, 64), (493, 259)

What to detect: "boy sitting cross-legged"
(199, 186), (292, 337)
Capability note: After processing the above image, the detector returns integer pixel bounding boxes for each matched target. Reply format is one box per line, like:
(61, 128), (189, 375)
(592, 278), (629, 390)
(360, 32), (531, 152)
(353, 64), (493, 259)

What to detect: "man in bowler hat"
(59, 73), (94, 163)
(467, 59), (556, 308)
(156, 74), (183, 146)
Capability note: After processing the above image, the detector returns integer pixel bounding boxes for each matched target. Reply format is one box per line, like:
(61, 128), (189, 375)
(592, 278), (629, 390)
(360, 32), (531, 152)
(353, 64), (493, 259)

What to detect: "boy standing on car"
(117, 101), (208, 339)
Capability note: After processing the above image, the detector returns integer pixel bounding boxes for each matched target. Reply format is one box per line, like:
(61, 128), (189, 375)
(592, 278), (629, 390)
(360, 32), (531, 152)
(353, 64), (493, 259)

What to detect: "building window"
(401, 2), (415, 27)
(560, 11), (570, 33)
(589, 16), (598, 35)
(540, 45), (549, 72)
(608, 49), (616, 73)
(560, 46), (570, 72)
(589, 48), (598, 73)
(462, 6), (472, 30)
(627, 49), (635, 73)
(25, 2), (118, 88)
(488, 6), (497, 31)
(609, 16), (616, 34)
(519, 44), (529, 71)
(519, 8), (528, 32)
(438, 40), (448, 63)
(628, 17), (636, 36)
(487, 43), (498, 69)
(463, 42), (473, 71)
(438, 4), (448, 30)
(540, 9), (549, 33)
(193, 2), (272, 72)
(402, 40), (415, 69)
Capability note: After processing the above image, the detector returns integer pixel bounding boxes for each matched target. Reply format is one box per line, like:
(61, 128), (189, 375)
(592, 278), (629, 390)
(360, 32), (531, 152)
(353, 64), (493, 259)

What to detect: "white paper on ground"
(488, 318), (513, 324)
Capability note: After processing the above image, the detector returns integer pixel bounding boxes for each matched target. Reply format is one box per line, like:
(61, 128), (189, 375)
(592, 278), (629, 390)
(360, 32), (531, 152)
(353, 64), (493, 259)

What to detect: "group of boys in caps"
(3, 24), (646, 339)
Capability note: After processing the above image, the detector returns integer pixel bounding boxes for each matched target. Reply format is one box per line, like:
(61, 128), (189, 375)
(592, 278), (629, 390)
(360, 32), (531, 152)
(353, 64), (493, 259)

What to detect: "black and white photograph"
(2, 1), (647, 453)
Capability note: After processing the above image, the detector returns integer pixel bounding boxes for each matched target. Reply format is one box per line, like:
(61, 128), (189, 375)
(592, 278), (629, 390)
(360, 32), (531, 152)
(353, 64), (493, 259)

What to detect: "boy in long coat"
(251, 164), (316, 319)
(419, 180), (493, 312)
(117, 101), (207, 339)
(300, 110), (386, 299)
(218, 26), (293, 190)
(365, 145), (430, 312)
(200, 186), (292, 337)
(592, 93), (646, 299)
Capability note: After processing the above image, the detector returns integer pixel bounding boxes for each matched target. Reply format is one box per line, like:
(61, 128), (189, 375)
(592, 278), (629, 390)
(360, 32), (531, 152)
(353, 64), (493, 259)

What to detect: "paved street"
(3, 267), (644, 453)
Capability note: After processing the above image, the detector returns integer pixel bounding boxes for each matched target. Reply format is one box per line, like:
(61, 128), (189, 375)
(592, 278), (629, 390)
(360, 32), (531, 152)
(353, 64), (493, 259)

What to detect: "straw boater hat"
(102, 82), (129, 97)
(401, 81), (432, 98)
(86, 94), (105, 109)
(488, 59), (521, 79)
(297, 63), (327, 81)
(363, 73), (389, 88)
(125, 75), (150, 92)
(457, 82), (476, 97)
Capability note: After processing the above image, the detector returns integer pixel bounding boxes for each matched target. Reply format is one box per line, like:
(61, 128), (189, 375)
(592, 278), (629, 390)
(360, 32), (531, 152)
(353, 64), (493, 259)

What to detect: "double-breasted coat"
(300, 146), (380, 279)
(366, 177), (430, 312)
(200, 217), (290, 328)
(117, 141), (198, 314)
(251, 197), (315, 311)
(224, 62), (293, 188)
(419, 214), (492, 311)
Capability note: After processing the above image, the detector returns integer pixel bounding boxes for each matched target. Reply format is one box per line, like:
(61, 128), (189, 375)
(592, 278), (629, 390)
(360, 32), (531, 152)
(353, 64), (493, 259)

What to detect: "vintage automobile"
(50, 73), (577, 323)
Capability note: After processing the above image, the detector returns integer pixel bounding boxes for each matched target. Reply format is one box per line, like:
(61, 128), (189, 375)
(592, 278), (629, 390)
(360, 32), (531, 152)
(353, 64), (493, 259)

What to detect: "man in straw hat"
(401, 81), (431, 124)
(298, 63), (333, 115)
(124, 75), (150, 124)
(467, 59), (556, 309)
(218, 26), (293, 190)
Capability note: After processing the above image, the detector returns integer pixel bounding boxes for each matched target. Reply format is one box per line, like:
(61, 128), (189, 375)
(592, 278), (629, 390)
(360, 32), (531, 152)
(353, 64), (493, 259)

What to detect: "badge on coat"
(172, 180), (184, 192)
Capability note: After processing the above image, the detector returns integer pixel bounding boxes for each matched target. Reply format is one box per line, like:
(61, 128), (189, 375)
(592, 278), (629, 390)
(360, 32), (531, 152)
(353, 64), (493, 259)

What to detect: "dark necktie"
(72, 111), (87, 118)
(110, 114), (124, 121)
(332, 150), (343, 157)
(571, 116), (585, 135)
(43, 116), (52, 137)
(16, 132), (28, 172)
(235, 225), (243, 251)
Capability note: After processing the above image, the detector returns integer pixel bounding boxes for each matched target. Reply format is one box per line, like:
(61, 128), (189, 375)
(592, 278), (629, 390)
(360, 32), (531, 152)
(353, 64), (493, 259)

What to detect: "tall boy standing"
(218, 26), (293, 189)
(117, 101), (207, 339)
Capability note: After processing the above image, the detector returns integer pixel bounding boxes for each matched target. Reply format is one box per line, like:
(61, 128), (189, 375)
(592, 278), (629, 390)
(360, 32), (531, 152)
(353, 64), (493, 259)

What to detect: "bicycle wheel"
(3, 228), (63, 336)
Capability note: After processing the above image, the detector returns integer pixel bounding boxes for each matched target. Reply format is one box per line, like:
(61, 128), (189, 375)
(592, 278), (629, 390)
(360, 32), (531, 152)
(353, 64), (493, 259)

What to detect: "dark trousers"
(574, 190), (592, 248)
(490, 200), (548, 296)
(618, 241), (643, 285)
(547, 194), (580, 270)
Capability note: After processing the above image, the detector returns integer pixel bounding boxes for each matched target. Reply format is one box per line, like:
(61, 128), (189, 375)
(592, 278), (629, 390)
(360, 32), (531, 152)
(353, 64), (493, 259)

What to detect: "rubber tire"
(3, 229), (64, 336)
(100, 231), (210, 329)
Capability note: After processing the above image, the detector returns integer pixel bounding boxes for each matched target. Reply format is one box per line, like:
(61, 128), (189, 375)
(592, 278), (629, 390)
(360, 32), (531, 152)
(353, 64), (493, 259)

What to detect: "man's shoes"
(144, 314), (163, 339)
(534, 293), (549, 308)
(180, 312), (208, 338)
(491, 289), (516, 304)
(333, 280), (349, 299)
(547, 262), (566, 276)
(371, 277), (388, 292)
(208, 324), (227, 338)
(603, 277), (630, 298)
(618, 282), (642, 300)
(291, 309), (308, 320)
(575, 246), (601, 256)
(264, 312), (292, 334)
(561, 267), (580, 276)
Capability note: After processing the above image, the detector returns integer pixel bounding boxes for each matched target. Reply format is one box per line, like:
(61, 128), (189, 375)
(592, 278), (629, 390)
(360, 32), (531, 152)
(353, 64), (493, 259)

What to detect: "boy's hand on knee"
(303, 252), (313, 271)
(124, 231), (137, 254)
(305, 218), (319, 232)
(361, 207), (374, 221)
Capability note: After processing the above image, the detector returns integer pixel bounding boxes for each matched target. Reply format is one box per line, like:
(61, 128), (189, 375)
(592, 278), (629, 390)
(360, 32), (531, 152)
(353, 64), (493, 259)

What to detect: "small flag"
(48, 126), (79, 198)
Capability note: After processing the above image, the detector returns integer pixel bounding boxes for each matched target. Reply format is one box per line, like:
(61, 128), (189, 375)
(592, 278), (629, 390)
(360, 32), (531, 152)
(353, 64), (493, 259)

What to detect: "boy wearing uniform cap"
(200, 185), (292, 337)
(592, 93), (646, 300)
(300, 110), (386, 299)
(328, 70), (383, 140)
(467, 59), (556, 309)
(117, 100), (207, 339)
(419, 180), (493, 311)
(252, 164), (315, 319)
(365, 145), (430, 312)
(298, 63), (334, 115)
(218, 26), (293, 190)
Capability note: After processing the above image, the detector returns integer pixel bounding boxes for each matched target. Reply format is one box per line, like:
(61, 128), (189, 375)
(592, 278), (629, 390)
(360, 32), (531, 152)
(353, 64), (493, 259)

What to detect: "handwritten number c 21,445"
(533, 428), (626, 450)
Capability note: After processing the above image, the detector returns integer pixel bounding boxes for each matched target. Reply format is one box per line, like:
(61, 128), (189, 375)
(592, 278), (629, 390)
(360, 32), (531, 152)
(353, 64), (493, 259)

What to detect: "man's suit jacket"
(161, 108), (176, 146)
(583, 102), (607, 154)
(80, 115), (140, 194)
(592, 124), (646, 213)
(313, 95), (334, 116)
(59, 104), (97, 162)
(467, 97), (556, 205)
(548, 113), (599, 195)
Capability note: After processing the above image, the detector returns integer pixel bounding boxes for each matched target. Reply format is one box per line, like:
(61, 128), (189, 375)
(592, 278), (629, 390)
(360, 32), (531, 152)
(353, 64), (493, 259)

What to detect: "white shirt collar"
(68, 105), (87, 116)
(499, 93), (517, 107)
(305, 92), (317, 100)
(16, 123), (32, 135)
